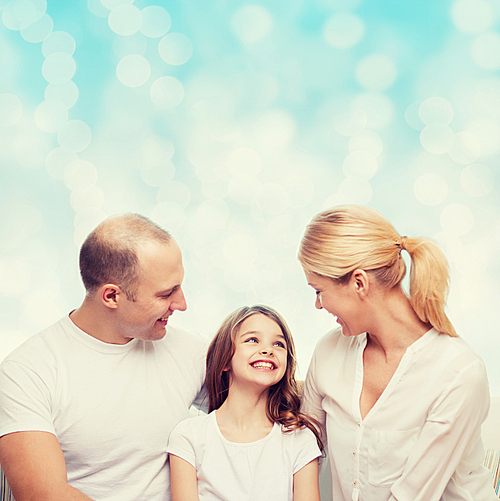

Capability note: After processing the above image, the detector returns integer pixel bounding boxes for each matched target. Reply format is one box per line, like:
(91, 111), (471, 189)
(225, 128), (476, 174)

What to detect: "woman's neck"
(215, 384), (274, 443)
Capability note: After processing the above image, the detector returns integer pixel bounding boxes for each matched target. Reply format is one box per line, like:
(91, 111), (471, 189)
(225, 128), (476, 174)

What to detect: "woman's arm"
(169, 454), (200, 501)
(293, 459), (320, 501)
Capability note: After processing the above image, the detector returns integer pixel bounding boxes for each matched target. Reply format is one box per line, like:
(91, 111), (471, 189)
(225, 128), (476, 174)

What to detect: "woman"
(298, 205), (496, 501)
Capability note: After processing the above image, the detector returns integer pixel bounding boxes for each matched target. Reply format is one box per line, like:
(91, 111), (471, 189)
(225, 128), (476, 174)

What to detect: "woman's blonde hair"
(298, 205), (457, 337)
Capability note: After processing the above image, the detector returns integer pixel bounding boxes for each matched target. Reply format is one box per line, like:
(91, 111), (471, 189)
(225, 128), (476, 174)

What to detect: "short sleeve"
(291, 427), (322, 474)
(0, 359), (56, 437)
(167, 418), (197, 468)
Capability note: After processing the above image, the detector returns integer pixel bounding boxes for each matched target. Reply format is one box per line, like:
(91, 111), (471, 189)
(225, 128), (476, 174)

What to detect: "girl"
(299, 205), (497, 500)
(167, 305), (323, 501)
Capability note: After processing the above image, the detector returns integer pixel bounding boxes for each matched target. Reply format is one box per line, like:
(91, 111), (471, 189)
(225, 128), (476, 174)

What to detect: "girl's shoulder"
(170, 411), (213, 437)
(280, 424), (318, 443)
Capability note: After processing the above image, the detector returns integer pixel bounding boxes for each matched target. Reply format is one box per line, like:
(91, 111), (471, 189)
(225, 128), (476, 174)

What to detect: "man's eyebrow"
(155, 285), (179, 296)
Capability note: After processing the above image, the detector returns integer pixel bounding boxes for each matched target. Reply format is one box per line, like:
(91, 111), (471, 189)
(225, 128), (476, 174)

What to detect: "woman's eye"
(315, 290), (321, 296)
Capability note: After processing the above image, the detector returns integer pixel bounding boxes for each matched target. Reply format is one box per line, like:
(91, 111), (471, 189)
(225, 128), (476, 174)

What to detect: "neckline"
(212, 410), (278, 446)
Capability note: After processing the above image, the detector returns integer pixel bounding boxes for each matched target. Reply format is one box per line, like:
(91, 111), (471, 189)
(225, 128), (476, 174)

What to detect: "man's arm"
(0, 431), (93, 501)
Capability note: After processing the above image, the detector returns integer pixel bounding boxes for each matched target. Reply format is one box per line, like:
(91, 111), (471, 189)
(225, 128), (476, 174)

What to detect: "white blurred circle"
(42, 31), (76, 57)
(140, 162), (175, 187)
(227, 147), (262, 175)
(158, 33), (193, 65)
(337, 178), (373, 204)
(405, 101), (425, 130)
(257, 183), (289, 215)
(228, 174), (262, 205)
(20, 12), (52, 43)
(140, 6), (171, 38)
(108, 4), (142, 36)
(137, 137), (174, 170)
(253, 110), (296, 148)
(157, 181), (191, 208)
(471, 32), (500, 71)
(420, 124), (454, 154)
(195, 199), (229, 229)
(45, 147), (78, 179)
(465, 117), (500, 156)
(448, 131), (481, 164)
(414, 173), (448, 206)
(70, 184), (105, 213)
(349, 130), (383, 157)
(10, 0), (46, 29)
(201, 176), (228, 199)
(64, 160), (98, 190)
(355, 55), (397, 92)
(0, 93), (22, 127)
(100, 0), (133, 9)
(116, 54), (150, 87)
(323, 12), (364, 49)
(353, 93), (394, 129)
(150, 76), (184, 108)
(0, 258), (31, 295)
(44, 81), (79, 108)
(231, 4), (273, 44)
(451, 0), (494, 33)
(461, 164), (494, 196)
(57, 120), (92, 152)
(113, 32), (147, 58)
(88, 0), (108, 17)
(342, 151), (378, 180)
(455, 241), (491, 276)
(332, 106), (367, 136)
(151, 202), (186, 232)
(2, 3), (22, 30)
(34, 99), (68, 132)
(223, 234), (258, 264)
(418, 96), (454, 125)
(285, 175), (314, 208)
(440, 203), (474, 236)
(42, 53), (76, 84)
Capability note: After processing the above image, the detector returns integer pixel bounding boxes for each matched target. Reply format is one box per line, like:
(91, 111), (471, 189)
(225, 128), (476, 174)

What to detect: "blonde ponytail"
(299, 205), (457, 337)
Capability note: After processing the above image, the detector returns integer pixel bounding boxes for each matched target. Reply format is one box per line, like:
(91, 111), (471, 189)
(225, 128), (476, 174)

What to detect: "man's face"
(118, 239), (186, 342)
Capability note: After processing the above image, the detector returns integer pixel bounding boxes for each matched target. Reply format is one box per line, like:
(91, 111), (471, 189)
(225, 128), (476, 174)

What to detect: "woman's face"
(304, 270), (363, 337)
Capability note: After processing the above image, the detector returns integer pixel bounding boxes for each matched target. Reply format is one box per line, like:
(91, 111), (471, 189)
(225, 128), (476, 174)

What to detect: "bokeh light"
(323, 13), (364, 49)
(461, 164), (494, 196)
(42, 31), (76, 57)
(471, 32), (500, 71)
(57, 120), (92, 152)
(34, 99), (68, 132)
(44, 81), (79, 108)
(158, 33), (193, 65)
(150, 76), (184, 108)
(231, 5), (273, 44)
(355, 55), (397, 92)
(451, 0), (494, 33)
(420, 124), (454, 154)
(116, 54), (150, 87)
(20, 12), (52, 43)
(419, 97), (454, 125)
(0, 93), (22, 127)
(42, 53), (76, 84)
(140, 6), (170, 38)
(108, 4), (142, 36)
(440, 203), (474, 236)
(414, 173), (448, 206)
(448, 132), (481, 164)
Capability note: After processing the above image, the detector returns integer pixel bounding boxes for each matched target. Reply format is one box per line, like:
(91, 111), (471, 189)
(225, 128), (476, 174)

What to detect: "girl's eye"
(245, 337), (258, 343)
(273, 341), (286, 348)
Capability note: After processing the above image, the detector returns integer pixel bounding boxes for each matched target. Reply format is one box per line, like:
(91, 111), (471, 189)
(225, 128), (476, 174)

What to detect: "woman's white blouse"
(302, 327), (497, 501)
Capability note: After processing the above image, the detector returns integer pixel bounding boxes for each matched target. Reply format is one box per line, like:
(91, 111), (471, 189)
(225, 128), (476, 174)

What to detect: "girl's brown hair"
(298, 205), (457, 337)
(206, 305), (324, 451)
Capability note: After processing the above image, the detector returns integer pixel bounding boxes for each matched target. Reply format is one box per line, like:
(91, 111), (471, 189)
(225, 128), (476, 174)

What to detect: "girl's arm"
(169, 454), (200, 501)
(293, 458), (320, 501)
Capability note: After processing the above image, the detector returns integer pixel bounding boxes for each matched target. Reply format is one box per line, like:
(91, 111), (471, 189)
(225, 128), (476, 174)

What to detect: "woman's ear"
(352, 269), (369, 298)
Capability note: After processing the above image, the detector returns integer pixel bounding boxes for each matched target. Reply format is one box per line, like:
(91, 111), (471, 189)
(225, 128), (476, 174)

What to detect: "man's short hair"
(79, 214), (171, 300)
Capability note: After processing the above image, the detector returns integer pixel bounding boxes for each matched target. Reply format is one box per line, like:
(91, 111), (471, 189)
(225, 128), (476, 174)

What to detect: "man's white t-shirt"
(167, 411), (321, 500)
(0, 315), (207, 501)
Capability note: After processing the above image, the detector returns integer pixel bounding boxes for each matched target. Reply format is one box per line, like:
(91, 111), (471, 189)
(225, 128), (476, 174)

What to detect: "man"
(0, 214), (207, 500)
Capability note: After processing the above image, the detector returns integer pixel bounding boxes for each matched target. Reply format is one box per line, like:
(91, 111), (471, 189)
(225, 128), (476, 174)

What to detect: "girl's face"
(227, 313), (288, 390)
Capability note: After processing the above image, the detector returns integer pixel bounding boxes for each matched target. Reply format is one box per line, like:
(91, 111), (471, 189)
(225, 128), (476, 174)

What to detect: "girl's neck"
(215, 384), (274, 443)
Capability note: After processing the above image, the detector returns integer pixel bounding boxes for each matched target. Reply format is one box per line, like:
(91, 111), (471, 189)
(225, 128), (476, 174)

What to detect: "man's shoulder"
(161, 324), (208, 352)
(2, 316), (71, 365)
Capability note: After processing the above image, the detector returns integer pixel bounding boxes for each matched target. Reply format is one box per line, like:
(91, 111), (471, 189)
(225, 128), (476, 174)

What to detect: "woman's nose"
(315, 294), (322, 310)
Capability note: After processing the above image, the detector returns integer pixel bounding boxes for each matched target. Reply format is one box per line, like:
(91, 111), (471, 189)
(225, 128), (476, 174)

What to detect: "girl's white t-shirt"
(167, 411), (321, 500)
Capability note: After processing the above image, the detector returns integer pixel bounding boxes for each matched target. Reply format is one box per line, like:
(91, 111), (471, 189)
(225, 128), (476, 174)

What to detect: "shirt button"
(357, 423), (361, 427)
(353, 480), (357, 485)
(352, 451), (356, 455)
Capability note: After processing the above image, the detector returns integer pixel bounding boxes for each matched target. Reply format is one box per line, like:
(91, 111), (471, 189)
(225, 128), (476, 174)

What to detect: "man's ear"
(352, 269), (369, 299)
(100, 284), (123, 309)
